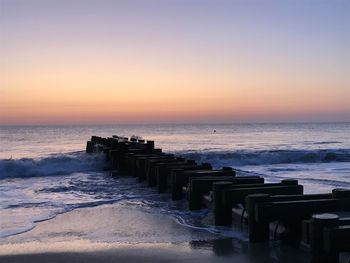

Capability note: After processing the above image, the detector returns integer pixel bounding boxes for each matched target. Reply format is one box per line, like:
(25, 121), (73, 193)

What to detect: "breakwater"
(87, 135), (350, 263)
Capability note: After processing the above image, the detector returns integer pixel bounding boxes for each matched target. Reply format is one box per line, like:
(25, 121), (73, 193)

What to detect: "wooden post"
(171, 169), (185, 200)
(246, 194), (270, 243)
(86, 141), (93, 153)
(332, 188), (350, 199)
(222, 167), (235, 175)
(146, 140), (155, 151)
(281, 179), (298, 185)
(213, 181), (233, 226)
(310, 213), (339, 263)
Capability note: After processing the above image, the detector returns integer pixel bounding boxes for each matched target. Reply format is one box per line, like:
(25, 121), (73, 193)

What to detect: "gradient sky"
(0, 0), (349, 124)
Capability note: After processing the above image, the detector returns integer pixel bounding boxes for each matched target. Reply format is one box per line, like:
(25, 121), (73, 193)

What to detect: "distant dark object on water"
(213, 130), (216, 133)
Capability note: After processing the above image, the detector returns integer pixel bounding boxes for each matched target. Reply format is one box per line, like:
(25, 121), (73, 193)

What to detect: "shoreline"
(0, 203), (312, 263)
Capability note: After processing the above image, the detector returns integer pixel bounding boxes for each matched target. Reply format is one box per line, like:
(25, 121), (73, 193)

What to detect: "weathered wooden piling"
(332, 188), (350, 199)
(213, 181), (234, 226)
(189, 176), (265, 210)
(171, 167), (234, 201)
(85, 134), (350, 261)
(146, 159), (186, 187)
(246, 194), (270, 242)
(127, 151), (162, 176)
(86, 140), (94, 153)
(146, 140), (155, 150)
(225, 179), (303, 207)
(249, 188), (350, 243)
(156, 162), (194, 193)
(86, 135), (110, 153)
(156, 162), (212, 193)
(323, 220), (350, 263)
(211, 180), (304, 232)
(310, 213), (340, 263)
(136, 155), (174, 181)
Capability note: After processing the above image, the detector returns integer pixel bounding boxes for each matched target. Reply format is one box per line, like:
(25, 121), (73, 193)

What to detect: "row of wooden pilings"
(86, 135), (350, 263)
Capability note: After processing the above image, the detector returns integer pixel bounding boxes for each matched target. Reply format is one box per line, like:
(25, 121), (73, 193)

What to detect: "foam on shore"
(0, 203), (311, 263)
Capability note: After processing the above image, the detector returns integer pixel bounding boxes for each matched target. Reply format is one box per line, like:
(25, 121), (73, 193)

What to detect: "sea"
(1, 123), (350, 240)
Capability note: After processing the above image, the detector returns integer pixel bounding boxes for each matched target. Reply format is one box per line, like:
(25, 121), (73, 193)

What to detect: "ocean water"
(0, 123), (350, 240)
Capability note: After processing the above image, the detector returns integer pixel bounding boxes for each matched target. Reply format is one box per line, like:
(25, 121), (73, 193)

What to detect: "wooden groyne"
(86, 135), (350, 263)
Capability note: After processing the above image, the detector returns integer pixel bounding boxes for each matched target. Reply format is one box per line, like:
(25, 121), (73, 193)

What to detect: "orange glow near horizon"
(1, 0), (349, 124)
(1, 63), (348, 124)
(1, 59), (349, 124)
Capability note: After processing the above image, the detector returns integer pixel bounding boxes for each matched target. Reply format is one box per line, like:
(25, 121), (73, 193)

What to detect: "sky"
(0, 0), (349, 124)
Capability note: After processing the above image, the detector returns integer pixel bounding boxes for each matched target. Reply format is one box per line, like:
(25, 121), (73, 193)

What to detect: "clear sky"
(0, 0), (349, 124)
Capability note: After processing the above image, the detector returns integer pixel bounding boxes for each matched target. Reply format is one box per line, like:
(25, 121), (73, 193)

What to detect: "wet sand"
(0, 203), (312, 263)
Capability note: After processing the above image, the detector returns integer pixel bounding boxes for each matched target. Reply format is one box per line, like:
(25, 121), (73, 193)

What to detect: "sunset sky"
(0, 0), (349, 124)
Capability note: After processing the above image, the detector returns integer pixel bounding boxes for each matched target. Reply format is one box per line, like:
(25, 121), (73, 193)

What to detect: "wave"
(2, 148), (348, 179)
(0, 151), (105, 179)
(246, 169), (350, 188)
(310, 141), (342, 145)
(175, 148), (350, 167)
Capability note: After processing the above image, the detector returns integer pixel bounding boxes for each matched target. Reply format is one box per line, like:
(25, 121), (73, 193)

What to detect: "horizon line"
(1, 120), (349, 127)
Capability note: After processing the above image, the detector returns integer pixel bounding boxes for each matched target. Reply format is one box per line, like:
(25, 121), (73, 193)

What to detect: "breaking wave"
(1, 148), (349, 180)
(176, 148), (350, 167)
(0, 151), (106, 179)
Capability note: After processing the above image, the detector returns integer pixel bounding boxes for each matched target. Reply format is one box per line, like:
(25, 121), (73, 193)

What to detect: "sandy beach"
(0, 203), (312, 263)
